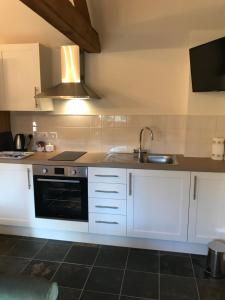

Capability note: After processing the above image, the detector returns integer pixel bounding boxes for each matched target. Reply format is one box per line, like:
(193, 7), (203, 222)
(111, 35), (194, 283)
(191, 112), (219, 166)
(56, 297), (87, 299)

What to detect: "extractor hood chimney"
(35, 45), (100, 100)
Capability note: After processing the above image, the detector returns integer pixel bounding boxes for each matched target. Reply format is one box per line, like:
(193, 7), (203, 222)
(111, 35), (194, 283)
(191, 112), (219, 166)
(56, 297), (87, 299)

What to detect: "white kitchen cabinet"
(89, 198), (126, 215)
(0, 163), (35, 227)
(88, 167), (127, 236)
(0, 43), (53, 111)
(127, 169), (190, 241)
(88, 182), (127, 200)
(88, 167), (127, 184)
(89, 213), (126, 236)
(188, 172), (225, 244)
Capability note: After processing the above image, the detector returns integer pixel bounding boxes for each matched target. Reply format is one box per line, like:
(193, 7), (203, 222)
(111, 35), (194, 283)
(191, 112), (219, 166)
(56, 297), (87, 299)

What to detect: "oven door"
(33, 175), (88, 221)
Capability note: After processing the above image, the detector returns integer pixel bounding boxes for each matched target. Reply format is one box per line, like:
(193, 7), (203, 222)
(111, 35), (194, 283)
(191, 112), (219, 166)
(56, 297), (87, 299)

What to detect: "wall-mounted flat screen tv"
(189, 37), (225, 92)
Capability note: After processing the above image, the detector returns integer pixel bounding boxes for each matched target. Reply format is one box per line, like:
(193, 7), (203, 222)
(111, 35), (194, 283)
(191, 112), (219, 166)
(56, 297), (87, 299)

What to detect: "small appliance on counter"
(0, 131), (14, 151)
(45, 143), (55, 152)
(36, 141), (46, 152)
(0, 151), (34, 160)
(211, 137), (225, 160)
(14, 134), (33, 151)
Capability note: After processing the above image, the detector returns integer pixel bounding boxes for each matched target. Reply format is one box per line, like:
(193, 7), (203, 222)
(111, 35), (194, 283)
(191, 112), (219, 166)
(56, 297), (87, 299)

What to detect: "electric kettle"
(14, 134), (33, 151)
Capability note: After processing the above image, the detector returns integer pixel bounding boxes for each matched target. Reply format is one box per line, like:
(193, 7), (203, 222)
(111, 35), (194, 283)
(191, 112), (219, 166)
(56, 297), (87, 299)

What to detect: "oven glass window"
(34, 176), (88, 221)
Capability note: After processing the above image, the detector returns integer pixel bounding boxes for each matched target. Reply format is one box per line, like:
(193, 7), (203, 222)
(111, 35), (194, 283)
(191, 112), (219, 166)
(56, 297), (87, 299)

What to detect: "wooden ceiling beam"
(19, 0), (101, 53)
(73, 0), (91, 25)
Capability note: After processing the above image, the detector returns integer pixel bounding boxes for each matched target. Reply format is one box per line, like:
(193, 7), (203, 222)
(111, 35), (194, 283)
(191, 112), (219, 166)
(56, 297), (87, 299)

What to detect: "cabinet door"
(0, 44), (41, 111)
(189, 172), (225, 243)
(127, 169), (190, 241)
(0, 164), (35, 227)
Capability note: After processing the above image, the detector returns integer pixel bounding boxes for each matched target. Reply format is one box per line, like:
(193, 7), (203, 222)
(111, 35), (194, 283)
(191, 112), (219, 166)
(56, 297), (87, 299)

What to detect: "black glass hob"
(49, 151), (87, 161)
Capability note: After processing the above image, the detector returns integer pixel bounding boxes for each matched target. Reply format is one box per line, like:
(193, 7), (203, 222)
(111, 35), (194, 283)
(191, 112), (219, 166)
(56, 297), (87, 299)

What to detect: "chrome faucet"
(137, 126), (154, 160)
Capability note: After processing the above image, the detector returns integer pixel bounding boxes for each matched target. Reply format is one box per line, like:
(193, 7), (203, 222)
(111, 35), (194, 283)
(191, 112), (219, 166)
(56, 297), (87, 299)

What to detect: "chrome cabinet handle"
(27, 168), (31, 190)
(95, 190), (119, 194)
(95, 221), (119, 225)
(193, 175), (197, 200)
(37, 178), (80, 184)
(95, 174), (119, 178)
(129, 173), (132, 196)
(95, 205), (119, 209)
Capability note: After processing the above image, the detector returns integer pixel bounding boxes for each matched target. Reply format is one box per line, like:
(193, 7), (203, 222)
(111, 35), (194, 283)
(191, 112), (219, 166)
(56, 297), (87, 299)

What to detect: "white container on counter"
(45, 143), (55, 152)
(211, 137), (225, 160)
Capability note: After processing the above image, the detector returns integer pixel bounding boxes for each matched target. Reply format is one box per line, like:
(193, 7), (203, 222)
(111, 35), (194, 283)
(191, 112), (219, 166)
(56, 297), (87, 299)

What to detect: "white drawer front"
(88, 167), (126, 184)
(88, 183), (126, 199)
(89, 198), (126, 215)
(89, 213), (126, 236)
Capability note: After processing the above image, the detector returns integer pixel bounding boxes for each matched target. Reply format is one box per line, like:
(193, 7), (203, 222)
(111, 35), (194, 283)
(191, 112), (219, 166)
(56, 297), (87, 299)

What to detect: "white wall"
(0, 0), (70, 47)
(0, 0), (225, 116)
(85, 49), (189, 115)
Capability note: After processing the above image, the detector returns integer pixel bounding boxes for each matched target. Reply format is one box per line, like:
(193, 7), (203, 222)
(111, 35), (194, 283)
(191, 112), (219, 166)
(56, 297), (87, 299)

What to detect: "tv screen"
(189, 37), (225, 92)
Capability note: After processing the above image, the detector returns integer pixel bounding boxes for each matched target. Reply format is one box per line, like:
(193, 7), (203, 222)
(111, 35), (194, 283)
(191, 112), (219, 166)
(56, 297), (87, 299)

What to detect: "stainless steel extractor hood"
(35, 45), (100, 100)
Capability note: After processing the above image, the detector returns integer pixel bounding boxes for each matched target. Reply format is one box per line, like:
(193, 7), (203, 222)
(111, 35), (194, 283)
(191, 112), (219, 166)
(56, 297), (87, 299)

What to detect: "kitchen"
(0, 0), (225, 299)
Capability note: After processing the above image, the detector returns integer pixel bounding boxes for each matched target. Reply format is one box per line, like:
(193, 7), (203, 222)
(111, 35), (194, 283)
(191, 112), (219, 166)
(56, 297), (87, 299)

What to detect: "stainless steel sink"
(142, 154), (177, 164)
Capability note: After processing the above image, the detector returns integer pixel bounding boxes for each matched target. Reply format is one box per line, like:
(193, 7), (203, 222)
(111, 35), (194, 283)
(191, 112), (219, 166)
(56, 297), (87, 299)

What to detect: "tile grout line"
(0, 253), (163, 275)
(118, 248), (130, 300)
(159, 251), (190, 258)
(31, 240), (49, 260)
(49, 241), (74, 282)
(82, 289), (119, 297)
(19, 239), (49, 274)
(83, 289), (153, 300)
(189, 254), (201, 300)
(78, 245), (102, 300)
(3, 238), (21, 256)
(61, 243), (74, 263)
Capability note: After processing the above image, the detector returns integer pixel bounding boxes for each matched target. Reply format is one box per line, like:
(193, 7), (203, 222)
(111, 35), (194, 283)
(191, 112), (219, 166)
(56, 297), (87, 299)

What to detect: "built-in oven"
(33, 165), (88, 222)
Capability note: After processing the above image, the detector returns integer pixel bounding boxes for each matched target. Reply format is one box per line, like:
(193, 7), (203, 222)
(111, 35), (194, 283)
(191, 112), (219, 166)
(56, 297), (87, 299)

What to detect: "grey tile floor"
(0, 234), (225, 299)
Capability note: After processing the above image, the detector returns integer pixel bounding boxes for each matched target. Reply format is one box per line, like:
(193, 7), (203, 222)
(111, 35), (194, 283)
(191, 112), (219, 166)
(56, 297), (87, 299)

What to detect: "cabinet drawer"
(89, 213), (126, 236)
(88, 183), (126, 199)
(88, 167), (126, 184)
(89, 198), (126, 215)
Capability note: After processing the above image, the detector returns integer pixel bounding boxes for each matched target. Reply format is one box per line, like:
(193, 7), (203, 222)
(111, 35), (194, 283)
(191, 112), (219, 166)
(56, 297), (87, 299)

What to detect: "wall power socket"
(48, 132), (58, 140)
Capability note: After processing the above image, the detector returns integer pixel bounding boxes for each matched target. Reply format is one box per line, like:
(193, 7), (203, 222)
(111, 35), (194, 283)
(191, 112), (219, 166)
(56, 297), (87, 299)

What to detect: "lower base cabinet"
(127, 169), (190, 241)
(88, 167), (127, 236)
(0, 163), (35, 227)
(189, 172), (225, 243)
(89, 213), (126, 236)
(2, 163), (225, 247)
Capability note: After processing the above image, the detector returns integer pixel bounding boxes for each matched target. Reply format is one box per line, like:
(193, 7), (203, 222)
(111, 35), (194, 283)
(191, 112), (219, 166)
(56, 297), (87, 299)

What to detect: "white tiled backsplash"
(10, 113), (225, 157)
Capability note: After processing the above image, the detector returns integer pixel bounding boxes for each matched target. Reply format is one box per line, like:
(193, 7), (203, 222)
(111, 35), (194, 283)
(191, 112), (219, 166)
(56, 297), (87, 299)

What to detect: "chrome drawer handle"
(95, 190), (119, 194)
(95, 175), (119, 178)
(27, 168), (31, 190)
(129, 173), (132, 196)
(95, 205), (119, 209)
(95, 221), (119, 225)
(193, 175), (197, 200)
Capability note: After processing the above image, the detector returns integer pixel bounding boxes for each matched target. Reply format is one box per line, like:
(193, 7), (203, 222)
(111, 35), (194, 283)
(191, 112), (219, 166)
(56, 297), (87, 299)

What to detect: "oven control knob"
(72, 169), (77, 175)
(42, 168), (48, 174)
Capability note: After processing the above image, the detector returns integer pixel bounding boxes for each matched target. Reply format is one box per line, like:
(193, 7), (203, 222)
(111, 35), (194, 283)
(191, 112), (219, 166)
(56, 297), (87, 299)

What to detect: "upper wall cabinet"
(0, 43), (53, 111)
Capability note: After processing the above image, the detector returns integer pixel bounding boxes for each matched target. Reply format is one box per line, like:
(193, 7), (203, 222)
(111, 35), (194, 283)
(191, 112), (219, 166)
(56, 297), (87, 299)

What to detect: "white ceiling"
(0, 0), (224, 49)
(88, 0), (225, 50)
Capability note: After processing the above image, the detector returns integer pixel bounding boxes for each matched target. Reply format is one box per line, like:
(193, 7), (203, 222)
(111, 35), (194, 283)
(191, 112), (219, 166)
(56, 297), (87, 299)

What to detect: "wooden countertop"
(1, 151), (225, 172)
